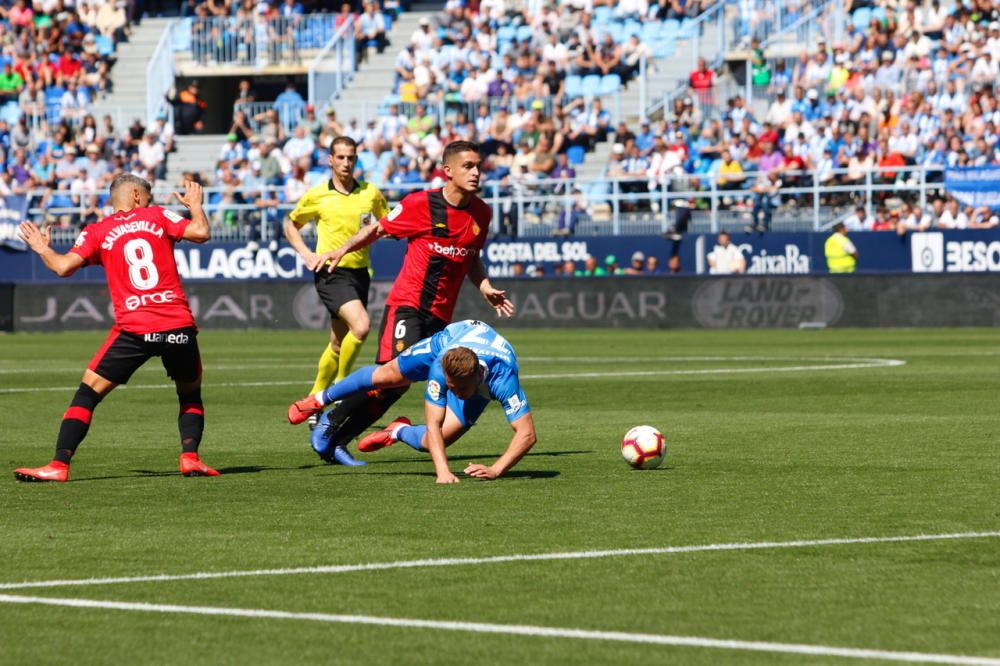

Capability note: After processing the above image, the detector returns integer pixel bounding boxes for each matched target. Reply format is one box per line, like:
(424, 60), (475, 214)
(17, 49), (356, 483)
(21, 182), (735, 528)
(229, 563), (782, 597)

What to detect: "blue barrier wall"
(3, 230), (1000, 282)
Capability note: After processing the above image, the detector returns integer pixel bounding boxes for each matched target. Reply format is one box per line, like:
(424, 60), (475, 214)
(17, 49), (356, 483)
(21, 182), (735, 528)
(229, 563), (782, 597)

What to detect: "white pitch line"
(0, 595), (996, 665)
(0, 531), (995, 592)
(0, 357), (906, 394)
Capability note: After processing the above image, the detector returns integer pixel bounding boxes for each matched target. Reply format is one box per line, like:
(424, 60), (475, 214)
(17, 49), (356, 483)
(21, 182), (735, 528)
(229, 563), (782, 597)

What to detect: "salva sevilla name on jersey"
(101, 219), (165, 251)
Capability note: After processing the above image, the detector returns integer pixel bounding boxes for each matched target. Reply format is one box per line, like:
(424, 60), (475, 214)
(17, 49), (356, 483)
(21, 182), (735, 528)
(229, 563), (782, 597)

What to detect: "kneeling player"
(289, 320), (536, 483)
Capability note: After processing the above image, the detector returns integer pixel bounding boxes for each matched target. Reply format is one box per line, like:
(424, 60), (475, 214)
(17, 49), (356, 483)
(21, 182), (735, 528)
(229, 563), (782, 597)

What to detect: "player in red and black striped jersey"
(293, 141), (514, 464)
(13, 176), (220, 482)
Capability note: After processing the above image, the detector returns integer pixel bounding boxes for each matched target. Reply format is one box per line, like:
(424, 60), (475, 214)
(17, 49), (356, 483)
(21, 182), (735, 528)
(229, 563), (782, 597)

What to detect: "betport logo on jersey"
(428, 241), (478, 258)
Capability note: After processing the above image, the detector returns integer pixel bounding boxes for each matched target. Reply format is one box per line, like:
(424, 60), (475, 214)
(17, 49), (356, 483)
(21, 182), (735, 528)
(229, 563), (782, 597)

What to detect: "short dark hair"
(331, 135), (358, 153)
(442, 140), (481, 164)
(109, 174), (151, 200)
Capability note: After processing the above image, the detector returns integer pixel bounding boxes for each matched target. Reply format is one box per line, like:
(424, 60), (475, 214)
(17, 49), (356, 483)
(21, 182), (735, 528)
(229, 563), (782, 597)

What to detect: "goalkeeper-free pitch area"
(1, 328), (998, 665)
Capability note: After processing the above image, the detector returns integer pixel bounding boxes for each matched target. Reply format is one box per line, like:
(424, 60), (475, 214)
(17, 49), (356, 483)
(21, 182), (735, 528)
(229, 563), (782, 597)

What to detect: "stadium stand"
(13, 0), (1000, 243)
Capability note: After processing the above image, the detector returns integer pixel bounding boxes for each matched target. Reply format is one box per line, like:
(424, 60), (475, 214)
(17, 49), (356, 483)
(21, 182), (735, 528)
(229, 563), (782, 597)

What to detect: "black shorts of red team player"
(88, 326), (202, 385)
(375, 305), (448, 364)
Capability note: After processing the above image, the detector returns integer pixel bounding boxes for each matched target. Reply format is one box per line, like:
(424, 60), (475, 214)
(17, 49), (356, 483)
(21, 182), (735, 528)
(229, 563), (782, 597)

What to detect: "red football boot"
(358, 417), (411, 453)
(14, 461), (69, 483)
(288, 394), (323, 425)
(179, 453), (220, 477)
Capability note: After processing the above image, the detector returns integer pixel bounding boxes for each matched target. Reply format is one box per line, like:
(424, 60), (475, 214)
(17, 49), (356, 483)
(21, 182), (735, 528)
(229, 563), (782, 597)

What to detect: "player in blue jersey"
(288, 320), (536, 483)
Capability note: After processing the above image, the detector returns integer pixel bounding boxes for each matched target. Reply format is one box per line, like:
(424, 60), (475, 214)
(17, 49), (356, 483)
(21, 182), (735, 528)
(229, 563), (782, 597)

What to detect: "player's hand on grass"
(18, 222), (50, 252)
(464, 463), (499, 480)
(436, 471), (460, 484)
(481, 285), (514, 318)
(173, 181), (204, 209)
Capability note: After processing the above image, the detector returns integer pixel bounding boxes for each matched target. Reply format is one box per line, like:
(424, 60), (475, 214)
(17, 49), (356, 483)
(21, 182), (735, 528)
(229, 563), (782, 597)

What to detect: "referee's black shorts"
(314, 266), (371, 316)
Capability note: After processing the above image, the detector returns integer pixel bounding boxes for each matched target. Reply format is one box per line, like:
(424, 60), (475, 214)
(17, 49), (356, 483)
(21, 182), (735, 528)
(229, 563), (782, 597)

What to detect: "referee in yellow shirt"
(284, 136), (390, 428)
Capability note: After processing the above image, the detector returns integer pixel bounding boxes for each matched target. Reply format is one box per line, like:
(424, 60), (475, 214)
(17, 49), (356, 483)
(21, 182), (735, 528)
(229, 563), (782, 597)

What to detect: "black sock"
(178, 389), (204, 454)
(330, 387), (407, 449)
(53, 384), (103, 464)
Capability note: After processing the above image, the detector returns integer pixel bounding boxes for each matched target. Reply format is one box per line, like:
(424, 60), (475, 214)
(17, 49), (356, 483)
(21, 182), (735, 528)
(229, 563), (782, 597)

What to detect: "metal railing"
(147, 20), (176, 128)
(33, 165), (953, 244)
(646, 0), (727, 122)
(308, 16), (356, 109)
(735, 0), (835, 47)
(234, 101), (307, 135)
(177, 14), (340, 67)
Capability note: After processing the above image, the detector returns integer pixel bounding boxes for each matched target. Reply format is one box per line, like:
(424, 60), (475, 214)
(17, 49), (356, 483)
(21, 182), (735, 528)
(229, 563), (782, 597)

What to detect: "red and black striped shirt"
(380, 188), (491, 322)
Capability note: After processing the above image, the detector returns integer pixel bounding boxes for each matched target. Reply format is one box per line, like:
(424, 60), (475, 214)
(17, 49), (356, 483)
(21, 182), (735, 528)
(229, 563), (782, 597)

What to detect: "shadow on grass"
(332, 469), (561, 480)
(368, 449), (591, 465)
(68, 464), (326, 482)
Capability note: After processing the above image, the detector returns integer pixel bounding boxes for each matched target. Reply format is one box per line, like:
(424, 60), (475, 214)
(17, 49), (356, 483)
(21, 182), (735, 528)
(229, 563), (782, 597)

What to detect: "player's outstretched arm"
(465, 412), (536, 480)
(425, 401), (459, 484)
(314, 221), (389, 273)
(468, 256), (514, 317)
(18, 222), (85, 277)
(174, 181), (210, 243)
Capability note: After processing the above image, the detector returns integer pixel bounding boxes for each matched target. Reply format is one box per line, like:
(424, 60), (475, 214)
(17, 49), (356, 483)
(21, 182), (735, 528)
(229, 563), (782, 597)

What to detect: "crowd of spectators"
(0, 0), (127, 131)
(627, 0), (1000, 232)
(0, 0), (161, 226)
(211, 0), (712, 234)
(0, 111), (175, 228)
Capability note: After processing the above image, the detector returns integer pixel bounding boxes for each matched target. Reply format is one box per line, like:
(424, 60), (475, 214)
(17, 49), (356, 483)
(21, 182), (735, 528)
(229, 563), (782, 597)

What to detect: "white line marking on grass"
(0, 594), (996, 665)
(0, 357), (905, 394)
(1, 531), (994, 591)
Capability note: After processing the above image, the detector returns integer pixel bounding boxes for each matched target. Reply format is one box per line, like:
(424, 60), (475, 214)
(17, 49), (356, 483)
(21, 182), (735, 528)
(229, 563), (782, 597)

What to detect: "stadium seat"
(567, 145), (585, 166)
(852, 7), (871, 30)
(358, 150), (377, 173)
(496, 25), (516, 42)
(564, 75), (583, 99)
(663, 18), (681, 35)
(652, 38), (676, 59)
(382, 12), (393, 32)
(516, 25), (533, 42)
(624, 19), (642, 38)
(678, 18), (697, 38)
(1, 101), (21, 124)
(593, 6), (612, 24)
(640, 21), (662, 41)
(871, 6), (887, 23)
(588, 180), (610, 204)
(581, 74), (602, 98)
(172, 18), (192, 51)
(599, 74), (621, 96)
(95, 34), (115, 56)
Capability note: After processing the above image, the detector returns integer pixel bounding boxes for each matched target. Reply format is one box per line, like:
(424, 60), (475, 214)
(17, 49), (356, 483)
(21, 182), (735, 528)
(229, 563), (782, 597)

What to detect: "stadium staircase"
(573, 15), (723, 182)
(90, 18), (172, 139)
(329, 9), (434, 126)
(164, 134), (227, 187)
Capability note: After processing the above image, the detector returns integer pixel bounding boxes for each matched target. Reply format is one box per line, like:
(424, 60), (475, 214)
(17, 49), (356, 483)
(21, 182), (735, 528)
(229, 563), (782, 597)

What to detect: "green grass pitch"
(1, 328), (998, 665)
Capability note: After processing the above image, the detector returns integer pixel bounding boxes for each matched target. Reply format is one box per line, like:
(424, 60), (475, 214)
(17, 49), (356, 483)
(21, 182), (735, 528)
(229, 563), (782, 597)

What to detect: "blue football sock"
(321, 365), (377, 405)
(397, 425), (427, 451)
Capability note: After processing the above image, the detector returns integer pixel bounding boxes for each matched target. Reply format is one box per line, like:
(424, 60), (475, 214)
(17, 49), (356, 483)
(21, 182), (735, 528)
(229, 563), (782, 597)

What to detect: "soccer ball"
(621, 426), (666, 469)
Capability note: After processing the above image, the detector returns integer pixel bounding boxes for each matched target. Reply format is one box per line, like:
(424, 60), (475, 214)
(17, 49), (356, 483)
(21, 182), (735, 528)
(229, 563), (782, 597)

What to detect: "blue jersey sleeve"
(424, 361), (449, 408)
(492, 370), (530, 423)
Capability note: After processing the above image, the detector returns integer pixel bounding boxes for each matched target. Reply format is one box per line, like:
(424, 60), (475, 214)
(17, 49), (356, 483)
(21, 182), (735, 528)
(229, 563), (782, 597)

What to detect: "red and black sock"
(178, 389), (204, 454)
(53, 384), (103, 464)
